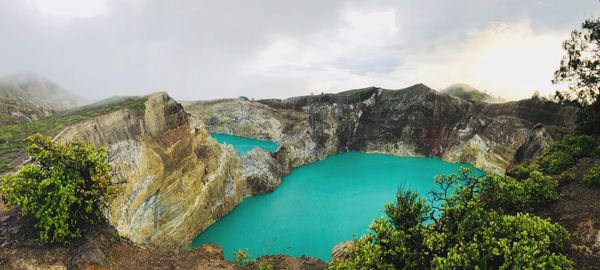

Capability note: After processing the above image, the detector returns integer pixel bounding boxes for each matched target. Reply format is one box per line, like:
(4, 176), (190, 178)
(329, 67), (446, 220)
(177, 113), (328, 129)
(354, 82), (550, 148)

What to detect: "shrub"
(539, 150), (576, 174)
(430, 213), (571, 269)
(329, 168), (572, 269)
(330, 191), (431, 270)
(583, 164), (600, 187)
(233, 249), (251, 266)
(536, 135), (600, 174)
(0, 134), (116, 243)
(560, 135), (598, 158)
(523, 170), (560, 205)
(507, 162), (538, 179)
(480, 173), (529, 212)
(255, 257), (275, 270)
(480, 170), (559, 213)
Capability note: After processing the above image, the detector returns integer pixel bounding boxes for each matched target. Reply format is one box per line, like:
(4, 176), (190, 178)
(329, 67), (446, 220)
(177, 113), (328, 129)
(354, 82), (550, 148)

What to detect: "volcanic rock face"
(46, 84), (576, 251)
(56, 92), (250, 249)
(185, 84), (577, 174)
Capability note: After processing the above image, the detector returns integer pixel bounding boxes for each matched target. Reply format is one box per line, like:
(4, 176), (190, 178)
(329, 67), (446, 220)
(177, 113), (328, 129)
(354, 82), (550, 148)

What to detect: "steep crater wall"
(48, 85), (577, 250)
(185, 84), (577, 177)
(56, 93), (252, 249)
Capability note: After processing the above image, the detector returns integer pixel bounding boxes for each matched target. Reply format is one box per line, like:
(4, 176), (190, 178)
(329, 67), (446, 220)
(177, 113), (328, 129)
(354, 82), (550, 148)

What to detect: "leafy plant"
(255, 257), (275, 270)
(533, 134), (600, 175)
(583, 163), (600, 187)
(553, 18), (600, 135)
(329, 168), (572, 269)
(233, 249), (251, 266)
(0, 134), (116, 243)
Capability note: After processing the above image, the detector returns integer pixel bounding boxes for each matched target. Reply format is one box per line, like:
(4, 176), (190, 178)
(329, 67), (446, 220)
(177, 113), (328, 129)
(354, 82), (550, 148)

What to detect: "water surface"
(190, 151), (480, 261)
(210, 133), (279, 155)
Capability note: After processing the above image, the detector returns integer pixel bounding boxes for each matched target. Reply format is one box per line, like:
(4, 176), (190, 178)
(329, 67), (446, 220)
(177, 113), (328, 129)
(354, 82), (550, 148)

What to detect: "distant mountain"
(442, 83), (506, 103)
(0, 72), (83, 111)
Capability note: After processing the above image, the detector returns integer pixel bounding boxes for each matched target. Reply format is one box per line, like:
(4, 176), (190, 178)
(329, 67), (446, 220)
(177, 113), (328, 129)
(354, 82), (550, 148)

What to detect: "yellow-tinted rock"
(57, 92), (250, 249)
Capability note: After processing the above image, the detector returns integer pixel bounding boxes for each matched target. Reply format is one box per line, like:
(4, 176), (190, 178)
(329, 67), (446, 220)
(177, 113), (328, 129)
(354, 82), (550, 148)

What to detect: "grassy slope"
(0, 97), (146, 175)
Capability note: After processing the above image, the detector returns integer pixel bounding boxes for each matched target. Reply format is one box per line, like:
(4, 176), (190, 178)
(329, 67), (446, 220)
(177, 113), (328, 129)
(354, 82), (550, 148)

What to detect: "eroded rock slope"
(36, 84), (576, 251)
(185, 84), (577, 175)
(57, 92), (251, 249)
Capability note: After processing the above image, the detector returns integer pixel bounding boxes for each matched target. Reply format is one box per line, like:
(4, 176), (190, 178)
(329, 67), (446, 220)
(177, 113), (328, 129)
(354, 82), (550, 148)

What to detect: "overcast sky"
(0, 0), (598, 101)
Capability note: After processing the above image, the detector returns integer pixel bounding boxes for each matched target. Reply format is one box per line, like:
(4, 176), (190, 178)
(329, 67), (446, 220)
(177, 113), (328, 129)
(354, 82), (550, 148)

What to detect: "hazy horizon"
(1, 0), (598, 102)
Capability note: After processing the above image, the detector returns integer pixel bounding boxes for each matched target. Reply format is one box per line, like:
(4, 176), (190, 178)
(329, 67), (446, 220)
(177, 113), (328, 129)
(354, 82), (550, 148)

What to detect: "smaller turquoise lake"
(210, 133), (279, 155)
(191, 136), (481, 261)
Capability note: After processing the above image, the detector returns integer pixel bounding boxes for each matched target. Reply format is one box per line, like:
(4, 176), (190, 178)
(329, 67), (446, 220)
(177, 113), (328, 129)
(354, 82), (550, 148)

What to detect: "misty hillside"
(443, 83), (506, 103)
(0, 95), (146, 175)
(0, 72), (83, 111)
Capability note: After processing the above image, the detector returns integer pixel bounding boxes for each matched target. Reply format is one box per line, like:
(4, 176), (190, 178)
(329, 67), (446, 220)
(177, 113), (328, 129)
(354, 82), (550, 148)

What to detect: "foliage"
(430, 212), (571, 269)
(538, 149), (576, 174)
(0, 97), (145, 175)
(583, 163), (600, 187)
(506, 162), (539, 179)
(480, 171), (559, 213)
(0, 134), (116, 243)
(534, 134), (600, 174)
(329, 168), (573, 270)
(332, 191), (430, 270)
(574, 103), (600, 135)
(233, 249), (251, 266)
(255, 257), (275, 270)
(553, 18), (600, 134)
(553, 18), (600, 105)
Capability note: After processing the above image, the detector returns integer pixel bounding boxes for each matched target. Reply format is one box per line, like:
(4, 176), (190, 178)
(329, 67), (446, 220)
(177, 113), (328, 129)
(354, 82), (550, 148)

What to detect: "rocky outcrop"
(242, 149), (285, 194)
(56, 92), (252, 249)
(331, 241), (354, 263)
(185, 84), (577, 174)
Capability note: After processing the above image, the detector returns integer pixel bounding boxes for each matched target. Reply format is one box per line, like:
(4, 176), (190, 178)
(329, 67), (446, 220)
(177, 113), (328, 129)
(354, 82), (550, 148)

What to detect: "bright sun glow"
(468, 22), (565, 99)
(34, 0), (108, 18)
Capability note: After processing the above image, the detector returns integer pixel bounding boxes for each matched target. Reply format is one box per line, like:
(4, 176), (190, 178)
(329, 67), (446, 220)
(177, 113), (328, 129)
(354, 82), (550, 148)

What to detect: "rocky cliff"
(31, 84), (576, 251)
(184, 84), (577, 175)
(56, 92), (251, 249)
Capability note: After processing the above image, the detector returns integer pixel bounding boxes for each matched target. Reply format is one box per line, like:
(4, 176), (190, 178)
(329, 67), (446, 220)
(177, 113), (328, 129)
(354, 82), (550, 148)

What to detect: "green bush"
(535, 135), (600, 174)
(0, 134), (116, 243)
(480, 173), (529, 212)
(330, 191), (431, 270)
(329, 168), (572, 269)
(430, 212), (571, 269)
(583, 164), (600, 187)
(506, 162), (538, 179)
(255, 257), (275, 270)
(539, 150), (576, 174)
(523, 170), (561, 206)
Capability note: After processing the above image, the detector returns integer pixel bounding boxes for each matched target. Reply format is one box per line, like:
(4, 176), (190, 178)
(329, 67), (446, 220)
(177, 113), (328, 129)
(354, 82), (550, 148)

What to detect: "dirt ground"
(536, 157), (600, 270)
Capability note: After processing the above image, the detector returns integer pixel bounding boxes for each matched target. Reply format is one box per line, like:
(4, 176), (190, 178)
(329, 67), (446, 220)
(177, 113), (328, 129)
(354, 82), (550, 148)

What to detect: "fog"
(0, 0), (598, 101)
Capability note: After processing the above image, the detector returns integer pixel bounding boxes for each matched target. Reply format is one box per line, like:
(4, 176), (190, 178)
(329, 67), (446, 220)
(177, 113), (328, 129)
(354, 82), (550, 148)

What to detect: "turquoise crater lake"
(190, 146), (481, 261)
(210, 133), (279, 155)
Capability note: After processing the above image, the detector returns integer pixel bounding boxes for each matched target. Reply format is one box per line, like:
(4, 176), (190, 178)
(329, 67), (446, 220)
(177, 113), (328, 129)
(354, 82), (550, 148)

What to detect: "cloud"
(393, 20), (569, 100)
(247, 10), (571, 100)
(0, 0), (597, 101)
(34, 0), (109, 18)
(248, 6), (401, 76)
